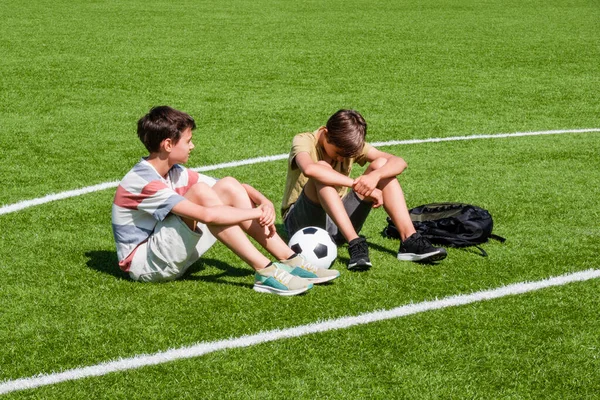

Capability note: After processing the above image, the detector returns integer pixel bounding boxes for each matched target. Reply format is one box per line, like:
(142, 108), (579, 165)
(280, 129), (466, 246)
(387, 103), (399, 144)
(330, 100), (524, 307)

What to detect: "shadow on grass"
(183, 258), (254, 289)
(85, 250), (130, 280)
(84, 250), (254, 289)
(366, 240), (398, 257)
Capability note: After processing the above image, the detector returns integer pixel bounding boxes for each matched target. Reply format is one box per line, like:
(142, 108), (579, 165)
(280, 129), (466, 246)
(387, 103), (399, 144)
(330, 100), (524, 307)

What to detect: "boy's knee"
(311, 162), (335, 191)
(216, 176), (242, 189)
(214, 176), (244, 197)
(316, 160), (333, 169)
(366, 157), (388, 173)
(185, 182), (219, 205)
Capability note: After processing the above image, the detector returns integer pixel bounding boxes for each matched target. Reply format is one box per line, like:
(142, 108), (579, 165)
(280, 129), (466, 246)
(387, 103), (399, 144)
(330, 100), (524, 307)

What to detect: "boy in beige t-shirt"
(282, 109), (447, 271)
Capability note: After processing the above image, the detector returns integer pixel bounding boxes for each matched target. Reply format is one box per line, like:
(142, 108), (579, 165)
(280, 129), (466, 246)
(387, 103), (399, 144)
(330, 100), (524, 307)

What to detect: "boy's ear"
(162, 138), (173, 152)
(317, 126), (327, 139)
(320, 127), (329, 143)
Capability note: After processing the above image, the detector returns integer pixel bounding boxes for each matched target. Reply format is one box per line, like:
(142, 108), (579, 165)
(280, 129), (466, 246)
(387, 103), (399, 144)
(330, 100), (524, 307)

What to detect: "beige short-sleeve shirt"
(281, 129), (372, 217)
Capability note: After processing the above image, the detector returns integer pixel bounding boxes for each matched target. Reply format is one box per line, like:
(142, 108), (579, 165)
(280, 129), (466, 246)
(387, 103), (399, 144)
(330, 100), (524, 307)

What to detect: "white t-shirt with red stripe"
(112, 158), (206, 270)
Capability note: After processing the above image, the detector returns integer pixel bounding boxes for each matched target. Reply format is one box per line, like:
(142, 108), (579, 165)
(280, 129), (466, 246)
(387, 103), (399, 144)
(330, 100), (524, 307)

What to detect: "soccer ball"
(288, 226), (337, 269)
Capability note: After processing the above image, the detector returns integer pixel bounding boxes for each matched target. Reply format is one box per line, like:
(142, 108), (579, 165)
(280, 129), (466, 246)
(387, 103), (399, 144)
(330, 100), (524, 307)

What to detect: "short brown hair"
(325, 109), (367, 158)
(137, 106), (196, 153)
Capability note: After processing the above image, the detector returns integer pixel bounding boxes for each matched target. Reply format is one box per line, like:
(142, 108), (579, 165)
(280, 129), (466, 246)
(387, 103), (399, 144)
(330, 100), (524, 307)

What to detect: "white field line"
(1, 128), (599, 217)
(1, 268), (599, 395)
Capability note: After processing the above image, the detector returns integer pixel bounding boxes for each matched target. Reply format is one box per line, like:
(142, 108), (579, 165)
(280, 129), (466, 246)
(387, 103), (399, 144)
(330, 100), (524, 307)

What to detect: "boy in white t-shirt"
(112, 106), (338, 295)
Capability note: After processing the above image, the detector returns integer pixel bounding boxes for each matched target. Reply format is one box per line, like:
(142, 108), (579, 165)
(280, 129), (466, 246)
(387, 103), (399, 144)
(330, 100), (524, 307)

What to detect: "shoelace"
(273, 268), (293, 285)
(298, 255), (318, 272)
(412, 234), (432, 252)
(349, 238), (368, 259)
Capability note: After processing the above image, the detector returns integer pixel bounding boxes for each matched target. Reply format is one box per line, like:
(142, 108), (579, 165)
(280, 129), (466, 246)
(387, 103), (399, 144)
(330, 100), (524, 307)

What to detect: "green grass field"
(1, 0), (599, 398)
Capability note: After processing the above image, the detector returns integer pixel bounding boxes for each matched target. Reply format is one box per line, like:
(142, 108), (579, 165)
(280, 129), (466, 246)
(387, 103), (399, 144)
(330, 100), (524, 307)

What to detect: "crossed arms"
(294, 146), (407, 206)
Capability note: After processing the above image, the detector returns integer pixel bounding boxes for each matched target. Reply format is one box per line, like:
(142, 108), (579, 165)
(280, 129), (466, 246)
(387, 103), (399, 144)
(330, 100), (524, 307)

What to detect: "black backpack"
(384, 202), (505, 256)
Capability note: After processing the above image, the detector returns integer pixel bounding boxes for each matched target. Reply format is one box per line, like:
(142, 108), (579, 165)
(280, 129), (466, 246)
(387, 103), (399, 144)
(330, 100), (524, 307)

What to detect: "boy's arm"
(171, 199), (263, 226)
(353, 147), (408, 197)
(295, 152), (355, 188)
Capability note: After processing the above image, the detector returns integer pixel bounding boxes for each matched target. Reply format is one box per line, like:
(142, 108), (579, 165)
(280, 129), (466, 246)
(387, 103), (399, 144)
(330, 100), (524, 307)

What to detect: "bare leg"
(182, 182), (271, 270)
(210, 177), (295, 261)
(303, 162), (360, 243)
(366, 159), (416, 241)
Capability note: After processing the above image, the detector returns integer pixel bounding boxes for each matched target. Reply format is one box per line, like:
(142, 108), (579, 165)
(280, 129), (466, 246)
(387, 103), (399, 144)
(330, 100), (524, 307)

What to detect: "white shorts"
(128, 214), (217, 282)
(128, 173), (218, 282)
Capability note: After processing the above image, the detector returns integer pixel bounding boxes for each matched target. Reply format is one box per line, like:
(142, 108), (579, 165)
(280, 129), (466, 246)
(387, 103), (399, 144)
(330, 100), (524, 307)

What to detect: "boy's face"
(168, 127), (195, 164)
(322, 137), (345, 162)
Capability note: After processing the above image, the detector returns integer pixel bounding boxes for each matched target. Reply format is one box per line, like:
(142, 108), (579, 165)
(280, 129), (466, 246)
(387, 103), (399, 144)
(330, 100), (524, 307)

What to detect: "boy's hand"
(257, 202), (276, 228)
(366, 188), (383, 208)
(256, 203), (276, 238)
(353, 172), (380, 197)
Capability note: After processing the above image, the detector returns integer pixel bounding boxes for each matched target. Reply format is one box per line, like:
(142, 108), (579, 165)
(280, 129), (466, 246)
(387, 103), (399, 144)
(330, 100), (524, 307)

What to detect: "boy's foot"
(347, 237), (372, 271)
(398, 232), (447, 262)
(253, 264), (313, 296)
(280, 254), (340, 284)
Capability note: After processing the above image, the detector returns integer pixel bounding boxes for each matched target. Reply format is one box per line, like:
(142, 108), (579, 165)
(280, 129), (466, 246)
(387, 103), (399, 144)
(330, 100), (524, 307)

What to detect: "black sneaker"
(398, 232), (447, 262)
(348, 237), (372, 271)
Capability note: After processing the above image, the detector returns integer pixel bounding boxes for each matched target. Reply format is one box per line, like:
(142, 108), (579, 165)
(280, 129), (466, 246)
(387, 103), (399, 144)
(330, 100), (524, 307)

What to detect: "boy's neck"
(145, 153), (172, 178)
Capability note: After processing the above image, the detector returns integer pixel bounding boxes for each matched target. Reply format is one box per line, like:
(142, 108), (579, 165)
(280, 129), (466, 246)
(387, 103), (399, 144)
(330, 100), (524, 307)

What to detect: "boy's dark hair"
(137, 106), (196, 153)
(325, 109), (367, 158)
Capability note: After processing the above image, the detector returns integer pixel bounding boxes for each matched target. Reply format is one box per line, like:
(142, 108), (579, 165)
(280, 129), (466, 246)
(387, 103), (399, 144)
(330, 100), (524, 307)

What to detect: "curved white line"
(1, 268), (598, 395)
(1, 128), (598, 217)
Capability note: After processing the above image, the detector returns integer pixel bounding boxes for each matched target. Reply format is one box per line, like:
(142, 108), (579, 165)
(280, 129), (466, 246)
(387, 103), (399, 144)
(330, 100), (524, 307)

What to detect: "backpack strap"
(451, 234), (504, 256)
(447, 239), (489, 257)
(490, 234), (506, 243)
(474, 245), (488, 257)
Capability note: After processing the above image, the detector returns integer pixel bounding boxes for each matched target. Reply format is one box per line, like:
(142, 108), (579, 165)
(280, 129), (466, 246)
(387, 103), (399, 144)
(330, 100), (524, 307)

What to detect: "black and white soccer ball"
(288, 226), (337, 269)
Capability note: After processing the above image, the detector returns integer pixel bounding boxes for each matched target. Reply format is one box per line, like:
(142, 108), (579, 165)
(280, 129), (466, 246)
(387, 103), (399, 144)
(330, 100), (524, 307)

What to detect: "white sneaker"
(253, 264), (313, 296)
(280, 254), (340, 284)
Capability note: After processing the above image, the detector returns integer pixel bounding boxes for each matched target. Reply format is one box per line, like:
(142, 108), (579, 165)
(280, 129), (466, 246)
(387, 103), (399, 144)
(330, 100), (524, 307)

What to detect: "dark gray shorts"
(284, 190), (372, 245)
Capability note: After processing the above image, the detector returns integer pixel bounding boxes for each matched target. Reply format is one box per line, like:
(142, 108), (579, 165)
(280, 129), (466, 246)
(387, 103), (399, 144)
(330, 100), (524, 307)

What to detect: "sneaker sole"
(305, 272), (340, 284)
(397, 250), (447, 262)
(347, 261), (372, 271)
(253, 283), (312, 296)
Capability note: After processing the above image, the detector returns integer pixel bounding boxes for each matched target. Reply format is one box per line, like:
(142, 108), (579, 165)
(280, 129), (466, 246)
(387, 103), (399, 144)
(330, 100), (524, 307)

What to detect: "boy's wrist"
(370, 170), (382, 181)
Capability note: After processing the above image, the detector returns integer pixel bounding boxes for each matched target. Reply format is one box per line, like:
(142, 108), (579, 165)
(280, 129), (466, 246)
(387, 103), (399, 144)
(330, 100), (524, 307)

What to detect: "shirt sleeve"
(289, 132), (317, 169)
(139, 183), (185, 221)
(115, 179), (185, 222)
